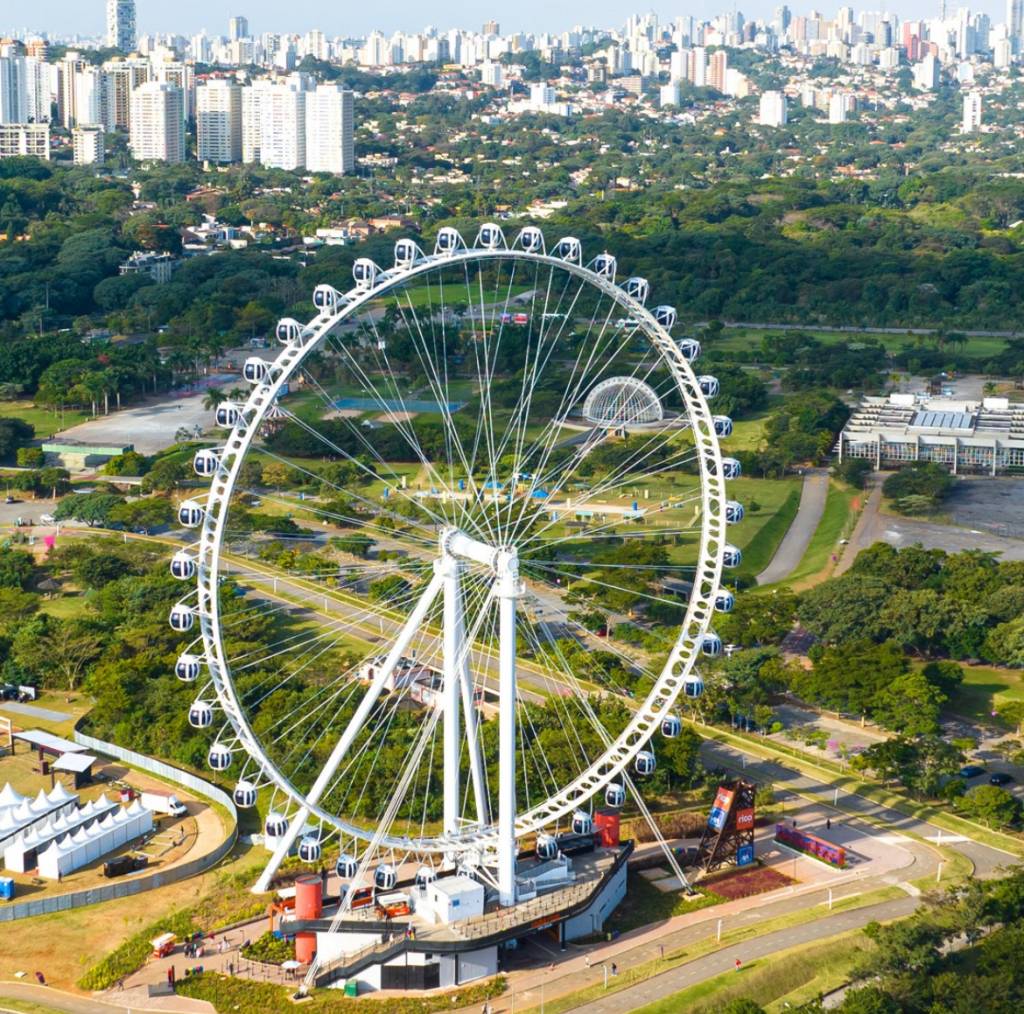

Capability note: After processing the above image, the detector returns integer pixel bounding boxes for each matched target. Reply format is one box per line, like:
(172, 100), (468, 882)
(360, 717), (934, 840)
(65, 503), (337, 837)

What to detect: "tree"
(15, 447), (44, 468)
(716, 590), (797, 647)
(871, 671), (946, 735)
(798, 640), (907, 716)
(0, 547), (34, 589)
(329, 533), (375, 559)
(834, 457), (872, 489)
(8, 616), (103, 691)
(0, 417), (34, 461)
(798, 574), (892, 644)
(882, 462), (954, 514)
(262, 462), (298, 490)
(960, 784), (1021, 828)
(107, 497), (174, 534)
(53, 492), (125, 527)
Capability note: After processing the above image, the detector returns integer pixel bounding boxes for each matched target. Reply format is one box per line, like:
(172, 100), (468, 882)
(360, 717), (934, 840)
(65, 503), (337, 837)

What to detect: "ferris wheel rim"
(193, 237), (728, 854)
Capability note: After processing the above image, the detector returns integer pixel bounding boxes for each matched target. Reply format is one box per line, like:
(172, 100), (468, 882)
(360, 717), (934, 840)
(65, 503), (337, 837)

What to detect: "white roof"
(53, 753), (97, 774)
(12, 730), (87, 754)
(429, 875), (484, 900)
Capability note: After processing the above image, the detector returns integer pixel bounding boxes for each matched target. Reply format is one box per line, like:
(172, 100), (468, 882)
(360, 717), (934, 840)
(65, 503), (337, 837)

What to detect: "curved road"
(756, 469), (829, 586)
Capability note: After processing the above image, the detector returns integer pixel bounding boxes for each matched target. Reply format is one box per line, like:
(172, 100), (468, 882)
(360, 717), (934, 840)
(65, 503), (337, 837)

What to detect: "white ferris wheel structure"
(168, 223), (744, 925)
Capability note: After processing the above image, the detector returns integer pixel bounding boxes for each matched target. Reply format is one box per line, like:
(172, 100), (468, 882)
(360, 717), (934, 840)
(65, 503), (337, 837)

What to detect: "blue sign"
(708, 807), (726, 831)
(737, 844), (754, 867)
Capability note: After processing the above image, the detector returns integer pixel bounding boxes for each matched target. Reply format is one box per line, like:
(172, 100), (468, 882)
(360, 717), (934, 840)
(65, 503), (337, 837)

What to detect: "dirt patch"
(323, 408), (363, 419)
(701, 864), (796, 900)
(375, 410), (416, 423)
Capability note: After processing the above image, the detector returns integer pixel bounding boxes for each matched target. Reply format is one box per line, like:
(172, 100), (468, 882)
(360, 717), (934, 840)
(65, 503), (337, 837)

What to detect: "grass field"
(0, 400), (90, 440)
(629, 931), (873, 1014)
(604, 871), (721, 934)
(726, 478), (802, 583)
(713, 326), (1011, 361)
(944, 663), (1024, 727)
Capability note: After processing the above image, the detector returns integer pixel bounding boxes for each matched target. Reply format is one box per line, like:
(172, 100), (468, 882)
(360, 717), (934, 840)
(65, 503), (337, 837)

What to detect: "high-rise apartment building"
(130, 81), (185, 162)
(962, 91), (982, 132)
(229, 16), (250, 41)
(72, 123), (105, 164)
(1009, 0), (1023, 51)
(258, 77), (307, 170)
(102, 58), (150, 131)
(483, 20), (500, 35)
(709, 50), (728, 92)
(197, 79), (242, 162)
(758, 90), (788, 126)
(304, 83), (354, 174)
(0, 54), (26, 123)
(106, 0), (137, 52)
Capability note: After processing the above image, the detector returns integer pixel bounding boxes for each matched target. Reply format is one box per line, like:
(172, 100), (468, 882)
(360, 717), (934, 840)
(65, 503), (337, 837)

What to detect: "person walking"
(734, 958), (742, 973)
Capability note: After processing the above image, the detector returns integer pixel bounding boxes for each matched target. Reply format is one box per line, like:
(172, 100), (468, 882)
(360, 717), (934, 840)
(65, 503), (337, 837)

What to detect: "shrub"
(241, 931), (293, 964)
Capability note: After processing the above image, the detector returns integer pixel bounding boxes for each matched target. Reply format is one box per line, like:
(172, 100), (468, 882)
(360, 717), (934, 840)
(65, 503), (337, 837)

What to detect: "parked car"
(989, 772), (1015, 787)
(959, 765), (986, 779)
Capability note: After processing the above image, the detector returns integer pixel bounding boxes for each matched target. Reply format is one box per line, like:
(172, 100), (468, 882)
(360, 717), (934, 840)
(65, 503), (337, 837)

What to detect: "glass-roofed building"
(837, 394), (1024, 475)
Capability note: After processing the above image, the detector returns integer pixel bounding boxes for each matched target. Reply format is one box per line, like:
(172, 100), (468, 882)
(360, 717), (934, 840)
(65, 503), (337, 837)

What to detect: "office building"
(106, 0), (137, 52)
(839, 394), (1024, 476)
(229, 16), (250, 41)
(962, 91), (982, 132)
(72, 123), (105, 164)
(0, 122), (49, 159)
(304, 84), (354, 174)
(129, 81), (185, 162)
(758, 90), (787, 126)
(197, 79), (242, 162)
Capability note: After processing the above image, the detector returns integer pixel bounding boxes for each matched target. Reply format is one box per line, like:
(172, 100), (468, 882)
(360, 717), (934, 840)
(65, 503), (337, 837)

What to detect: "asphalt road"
(700, 739), (1014, 878)
(756, 468), (829, 586)
(571, 896), (918, 1014)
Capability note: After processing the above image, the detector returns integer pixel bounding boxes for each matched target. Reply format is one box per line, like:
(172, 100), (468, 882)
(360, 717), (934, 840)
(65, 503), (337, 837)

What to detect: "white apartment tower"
(72, 124), (105, 164)
(197, 79), (242, 162)
(106, 0), (137, 53)
(962, 91), (982, 132)
(130, 81), (185, 162)
(304, 84), (354, 174)
(758, 90), (788, 126)
(258, 78), (306, 170)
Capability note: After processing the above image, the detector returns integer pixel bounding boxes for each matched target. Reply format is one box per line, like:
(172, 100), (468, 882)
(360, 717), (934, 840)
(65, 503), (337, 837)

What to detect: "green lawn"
(944, 664), (1024, 727)
(713, 326), (1011, 361)
(631, 931), (873, 1014)
(759, 479), (860, 591)
(604, 871), (721, 935)
(0, 400), (90, 439)
(724, 477), (802, 583)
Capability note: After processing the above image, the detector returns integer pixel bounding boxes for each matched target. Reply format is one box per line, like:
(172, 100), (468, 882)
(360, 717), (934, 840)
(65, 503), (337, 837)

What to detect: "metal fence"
(0, 731), (238, 922)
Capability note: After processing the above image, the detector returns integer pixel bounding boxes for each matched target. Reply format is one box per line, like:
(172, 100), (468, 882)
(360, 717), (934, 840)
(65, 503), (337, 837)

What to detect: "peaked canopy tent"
(0, 783), (79, 852)
(3, 793), (118, 872)
(36, 801), (153, 880)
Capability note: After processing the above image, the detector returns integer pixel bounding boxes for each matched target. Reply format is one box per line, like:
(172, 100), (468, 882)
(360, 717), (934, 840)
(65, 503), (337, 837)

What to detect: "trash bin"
(344, 981), (358, 997)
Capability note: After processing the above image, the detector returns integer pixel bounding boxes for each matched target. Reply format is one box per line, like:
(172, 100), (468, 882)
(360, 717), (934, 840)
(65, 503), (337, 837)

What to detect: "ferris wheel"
(168, 224), (744, 906)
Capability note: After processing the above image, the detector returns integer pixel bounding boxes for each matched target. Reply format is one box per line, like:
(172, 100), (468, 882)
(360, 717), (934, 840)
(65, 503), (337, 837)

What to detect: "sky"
(13, 1), (1008, 41)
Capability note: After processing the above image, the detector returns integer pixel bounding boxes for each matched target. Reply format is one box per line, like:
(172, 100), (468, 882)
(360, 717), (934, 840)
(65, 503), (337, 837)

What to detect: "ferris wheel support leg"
(459, 651), (490, 829)
(252, 571), (445, 895)
(496, 549), (520, 907)
(441, 556), (463, 838)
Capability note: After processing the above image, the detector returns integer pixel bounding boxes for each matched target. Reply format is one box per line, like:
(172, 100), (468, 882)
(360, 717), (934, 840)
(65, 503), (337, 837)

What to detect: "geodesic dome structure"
(581, 376), (664, 427)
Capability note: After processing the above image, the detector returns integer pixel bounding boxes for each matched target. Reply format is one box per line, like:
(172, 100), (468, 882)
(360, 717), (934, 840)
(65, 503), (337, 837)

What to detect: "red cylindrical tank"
(592, 808), (620, 847)
(294, 874), (322, 964)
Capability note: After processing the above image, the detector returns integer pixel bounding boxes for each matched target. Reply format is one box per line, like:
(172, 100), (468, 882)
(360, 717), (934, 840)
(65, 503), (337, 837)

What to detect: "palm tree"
(202, 387), (225, 412)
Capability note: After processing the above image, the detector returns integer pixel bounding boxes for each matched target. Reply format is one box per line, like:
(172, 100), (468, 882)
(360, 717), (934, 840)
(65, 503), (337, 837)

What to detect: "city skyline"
(8, 0), (1015, 41)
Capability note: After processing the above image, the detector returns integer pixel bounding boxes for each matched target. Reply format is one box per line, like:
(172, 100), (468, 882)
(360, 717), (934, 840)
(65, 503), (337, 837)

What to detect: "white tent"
(0, 783), (26, 809)
(0, 785), (79, 852)
(4, 795), (119, 872)
(34, 803), (153, 880)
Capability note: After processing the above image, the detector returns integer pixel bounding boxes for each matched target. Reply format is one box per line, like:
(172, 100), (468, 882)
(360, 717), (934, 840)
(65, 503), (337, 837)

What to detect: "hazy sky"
(14, 1), (1007, 40)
